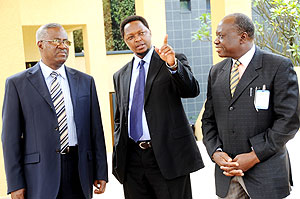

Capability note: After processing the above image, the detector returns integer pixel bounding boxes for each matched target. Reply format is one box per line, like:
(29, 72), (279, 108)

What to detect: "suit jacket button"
(229, 106), (234, 111)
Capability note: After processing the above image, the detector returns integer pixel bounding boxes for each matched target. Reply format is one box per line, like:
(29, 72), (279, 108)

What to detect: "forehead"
(44, 27), (68, 39)
(217, 17), (237, 33)
(124, 20), (149, 35)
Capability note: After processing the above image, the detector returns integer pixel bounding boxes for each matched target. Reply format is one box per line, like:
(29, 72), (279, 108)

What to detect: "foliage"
(253, 0), (300, 66)
(103, 0), (135, 51)
(192, 13), (211, 42)
(192, 1), (300, 66)
(73, 29), (84, 53)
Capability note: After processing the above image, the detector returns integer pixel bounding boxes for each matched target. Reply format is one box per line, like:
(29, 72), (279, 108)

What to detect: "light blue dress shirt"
(40, 61), (78, 146)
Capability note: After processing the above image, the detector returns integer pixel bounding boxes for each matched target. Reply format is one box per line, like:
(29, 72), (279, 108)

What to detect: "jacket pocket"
(24, 152), (40, 164)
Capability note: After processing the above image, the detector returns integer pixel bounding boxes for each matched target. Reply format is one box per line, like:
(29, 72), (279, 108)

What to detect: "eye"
(139, 31), (146, 36)
(127, 36), (134, 41)
(52, 39), (60, 44)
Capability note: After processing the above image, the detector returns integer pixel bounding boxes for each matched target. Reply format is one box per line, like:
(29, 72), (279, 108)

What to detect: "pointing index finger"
(163, 34), (168, 45)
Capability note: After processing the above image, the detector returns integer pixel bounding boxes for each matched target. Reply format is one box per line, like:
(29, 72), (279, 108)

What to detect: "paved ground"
(95, 133), (300, 199)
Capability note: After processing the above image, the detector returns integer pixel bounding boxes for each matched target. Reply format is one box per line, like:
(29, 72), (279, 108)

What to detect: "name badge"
(254, 89), (270, 110)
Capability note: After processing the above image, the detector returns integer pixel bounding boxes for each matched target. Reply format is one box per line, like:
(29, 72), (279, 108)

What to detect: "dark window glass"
(180, 0), (191, 11)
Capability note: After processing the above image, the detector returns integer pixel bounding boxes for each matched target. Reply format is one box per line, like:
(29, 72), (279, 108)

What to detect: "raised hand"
(155, 34), (176, 66)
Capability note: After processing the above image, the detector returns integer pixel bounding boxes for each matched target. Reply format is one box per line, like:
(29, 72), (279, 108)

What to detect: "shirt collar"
(40, 60), (67, 80)
(232, 44), (255, 67)
(134, 46), (154, 68)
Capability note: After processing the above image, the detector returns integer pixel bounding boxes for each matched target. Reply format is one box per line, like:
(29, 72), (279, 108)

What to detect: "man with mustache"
(112, 15), (204, 199)
(2, 23), (108, 199)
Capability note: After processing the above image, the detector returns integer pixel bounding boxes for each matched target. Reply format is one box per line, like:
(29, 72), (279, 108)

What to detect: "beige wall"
(0, 0), (167, 197)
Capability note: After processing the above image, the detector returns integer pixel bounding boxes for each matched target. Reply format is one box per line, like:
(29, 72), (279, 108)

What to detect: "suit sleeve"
(249, 58), (299, 162)
(90, 77), (108, 181)
(1, 78), (26, 194)
(171, 53), (200, 98)
(201, 67), (223, 159)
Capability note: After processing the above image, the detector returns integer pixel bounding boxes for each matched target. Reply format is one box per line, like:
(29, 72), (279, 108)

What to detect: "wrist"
(166, 58), (177, 70)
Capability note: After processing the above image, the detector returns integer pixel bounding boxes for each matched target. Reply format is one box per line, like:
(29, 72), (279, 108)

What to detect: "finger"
(155, 47), (161, 55)
(163, 34), (168, 45)
(160, 47), (173, 55)
(220, 166), (238, 172)
(99, 181), (106, 193)
(93, 181), (100, 189)
(228, 169), (244, 176)
(223, 161), (239, 167)
(223, 171), (235, 176)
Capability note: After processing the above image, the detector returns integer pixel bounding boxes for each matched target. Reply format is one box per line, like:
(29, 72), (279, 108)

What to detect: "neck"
(136, 48), (150, 59)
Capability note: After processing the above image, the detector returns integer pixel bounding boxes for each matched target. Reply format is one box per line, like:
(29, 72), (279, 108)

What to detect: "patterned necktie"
(230, 60), (241, 97)
(130, 60), (146, 142)
(50, 71), (69, 153)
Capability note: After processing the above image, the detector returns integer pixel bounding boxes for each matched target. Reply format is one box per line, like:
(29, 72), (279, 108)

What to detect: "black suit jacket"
(2, 63), (108, 199)
(202, 47), (299, 199)
(112, 51), (204, 183)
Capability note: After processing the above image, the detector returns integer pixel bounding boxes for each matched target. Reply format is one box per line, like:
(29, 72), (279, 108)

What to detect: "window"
(73, 29), (84, 53)
(180, 0), (191, 11)
(102, 0), (136, 52)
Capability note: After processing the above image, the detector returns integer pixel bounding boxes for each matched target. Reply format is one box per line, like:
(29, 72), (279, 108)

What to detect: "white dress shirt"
(128, 47), (155, 141)
(232, 44), (256, 79)
(40, 61), (78, 146)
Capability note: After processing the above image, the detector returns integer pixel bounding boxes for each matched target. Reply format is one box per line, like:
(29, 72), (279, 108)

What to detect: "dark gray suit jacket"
(112, 51), (204, 183)
(202, 47), (299, 199)
(1, 63), (108, 199)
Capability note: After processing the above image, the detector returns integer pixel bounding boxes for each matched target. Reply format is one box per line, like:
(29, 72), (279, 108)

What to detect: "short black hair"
(120, 15), (149, 38)
(231, 13), (255, 39)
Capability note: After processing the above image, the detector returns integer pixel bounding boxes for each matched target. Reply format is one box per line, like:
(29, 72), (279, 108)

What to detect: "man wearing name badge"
(112, 15), (204, 199)
(2, 23), (108, 199)
(202, 13), (299, 199)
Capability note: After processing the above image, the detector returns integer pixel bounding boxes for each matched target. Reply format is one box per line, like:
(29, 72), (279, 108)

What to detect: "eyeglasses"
(40, 39), (72, 47)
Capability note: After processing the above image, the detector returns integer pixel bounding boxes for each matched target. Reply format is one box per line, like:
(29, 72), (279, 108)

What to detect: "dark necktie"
(50, 71), (69, 153)
(130, 60), (146, 142)
(230, 60), (241, 97)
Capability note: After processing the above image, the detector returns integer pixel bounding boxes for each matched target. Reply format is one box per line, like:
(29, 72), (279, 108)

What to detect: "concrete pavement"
(95, 133), (300, 199)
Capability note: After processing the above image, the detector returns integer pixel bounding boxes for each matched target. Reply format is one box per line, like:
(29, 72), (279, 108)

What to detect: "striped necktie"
(230, 60), (241, 97)
(50, 71), (69, 154)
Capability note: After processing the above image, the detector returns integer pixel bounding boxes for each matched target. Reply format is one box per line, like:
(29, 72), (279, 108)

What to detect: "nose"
(214, 37), (220, 45)
(134, 35), (142, 42)
(57, 42), (68, 49)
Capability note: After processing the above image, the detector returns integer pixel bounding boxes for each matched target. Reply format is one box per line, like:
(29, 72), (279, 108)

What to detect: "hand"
(213, 151), (244, 177)
(11, 188), (25, 199)
(232, 151), (260, 172)
(93, 180), (106, 194)
(155, 34), (176, 66)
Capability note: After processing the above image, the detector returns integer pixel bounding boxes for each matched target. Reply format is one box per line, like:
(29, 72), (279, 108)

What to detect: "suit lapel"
(230, 47), (263, 105)
(144, 52), (163, 104)
(65, 66), (79, 109)
(219, 59), (232, 101)
(121, 59), (134, 114)
(27, 63), (54, 110)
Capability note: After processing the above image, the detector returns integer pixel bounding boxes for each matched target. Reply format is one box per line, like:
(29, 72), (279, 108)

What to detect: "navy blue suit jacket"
(2, 63), (108, 199)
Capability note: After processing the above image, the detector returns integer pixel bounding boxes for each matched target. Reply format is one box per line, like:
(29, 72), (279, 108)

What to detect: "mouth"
(136, 43), (145, 50)
(215, 47), (222, 53)
(57, 51), (67, 56)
